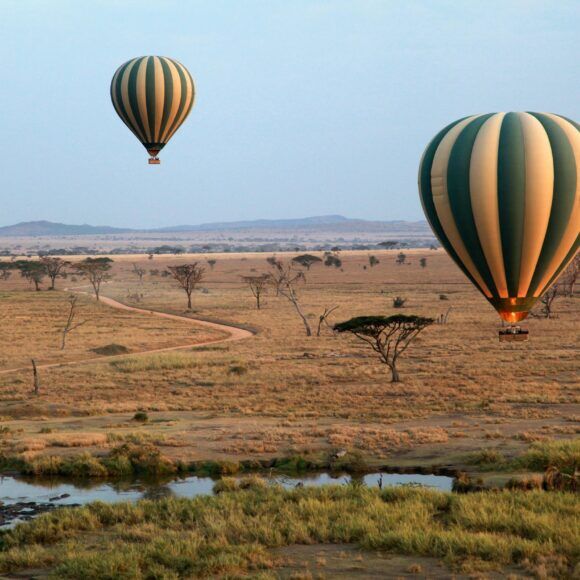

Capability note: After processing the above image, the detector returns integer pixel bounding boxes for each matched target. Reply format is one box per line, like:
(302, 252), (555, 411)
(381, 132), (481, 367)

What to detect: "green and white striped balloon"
(419, 112), (579, 323)
(110, 56), (195, 162)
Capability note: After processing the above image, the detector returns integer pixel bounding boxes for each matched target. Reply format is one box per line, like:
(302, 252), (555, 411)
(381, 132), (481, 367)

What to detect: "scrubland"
(0, 250), (577, 472)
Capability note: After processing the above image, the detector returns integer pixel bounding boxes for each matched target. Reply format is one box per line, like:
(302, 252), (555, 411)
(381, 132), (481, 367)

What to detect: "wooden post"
(31, 359), (40, 395)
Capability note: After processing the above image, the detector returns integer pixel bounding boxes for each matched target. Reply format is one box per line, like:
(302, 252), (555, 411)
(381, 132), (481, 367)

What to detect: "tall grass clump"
(517, 439), (579, 472)
(0, 487), (577, 578)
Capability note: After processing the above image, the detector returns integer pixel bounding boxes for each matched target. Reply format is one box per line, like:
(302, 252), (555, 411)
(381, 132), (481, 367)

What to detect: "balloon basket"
(499, 326), (529, 342)
(148, 158), (160, 165)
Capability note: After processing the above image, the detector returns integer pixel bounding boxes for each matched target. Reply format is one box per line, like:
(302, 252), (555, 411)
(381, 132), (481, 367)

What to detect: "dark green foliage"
(292, 254), (322, 270)
(334, 314), (433, 335)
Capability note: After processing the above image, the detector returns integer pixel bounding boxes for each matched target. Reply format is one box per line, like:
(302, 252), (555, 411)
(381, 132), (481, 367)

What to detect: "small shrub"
(133, 411), (149, 423)
(104, 444), (176, 476)
(392, 296), (407, 308)
(228, 365), (247, 376)
(505, 475), (543, 490)
(467, 448), (506, 467)
(439, 294), (449, 301)
(518, 439), (579, 473)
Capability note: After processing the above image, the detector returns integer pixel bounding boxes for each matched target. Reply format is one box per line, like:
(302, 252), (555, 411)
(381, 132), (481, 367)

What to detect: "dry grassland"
(0, 250), (578, 470)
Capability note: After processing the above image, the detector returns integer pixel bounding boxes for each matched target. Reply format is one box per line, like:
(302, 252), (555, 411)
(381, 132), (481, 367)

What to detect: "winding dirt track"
(0, 292), (254, 376)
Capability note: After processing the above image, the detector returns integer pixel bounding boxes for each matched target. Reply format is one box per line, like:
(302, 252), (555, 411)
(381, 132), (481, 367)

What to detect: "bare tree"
(131, 263), (146, 284)
(267, 257), (284, 295)
(561, 255), (579, 297)
(435, 307), (452, 325)
(73, 258), (113, 301)
(40, 257), (69, 290)
(334, 314), (434, 382)
(317, 305), (339, 336)
(268, 262), (312, 336)
(167, 263), (205, 309)
(242, 274), (269, 309)
(533, 286), (560, 319)
(60, 295), (88, 350)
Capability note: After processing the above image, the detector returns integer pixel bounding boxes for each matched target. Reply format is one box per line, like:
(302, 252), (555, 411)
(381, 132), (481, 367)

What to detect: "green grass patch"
(0, 486), (577, 578)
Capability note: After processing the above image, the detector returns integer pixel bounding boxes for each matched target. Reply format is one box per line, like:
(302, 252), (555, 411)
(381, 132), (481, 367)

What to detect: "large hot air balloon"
(110, 56), (195, 164)
(419, 112), (579, 339)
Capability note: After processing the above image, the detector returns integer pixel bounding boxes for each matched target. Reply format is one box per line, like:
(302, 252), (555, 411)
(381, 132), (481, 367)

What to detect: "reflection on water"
(0, 471), (453, 528)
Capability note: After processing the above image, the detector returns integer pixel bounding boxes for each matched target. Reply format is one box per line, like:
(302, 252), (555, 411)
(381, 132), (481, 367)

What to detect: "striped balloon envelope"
(419, 112), (579, 324)
(110, 56), (195, 164)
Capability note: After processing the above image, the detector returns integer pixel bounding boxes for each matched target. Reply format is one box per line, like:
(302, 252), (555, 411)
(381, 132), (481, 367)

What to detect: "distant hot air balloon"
(110, 56), (195, 164)
(419, 112), (579, 339)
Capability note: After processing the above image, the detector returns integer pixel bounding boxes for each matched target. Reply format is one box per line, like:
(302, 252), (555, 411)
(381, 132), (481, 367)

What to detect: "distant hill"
(0, 216), (429, 237)
(0, 221), (133, 237)
(155, 215), (353, 232)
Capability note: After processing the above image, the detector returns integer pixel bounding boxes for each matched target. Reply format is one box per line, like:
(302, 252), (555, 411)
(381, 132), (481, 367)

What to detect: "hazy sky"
(1, 0), (578, 228)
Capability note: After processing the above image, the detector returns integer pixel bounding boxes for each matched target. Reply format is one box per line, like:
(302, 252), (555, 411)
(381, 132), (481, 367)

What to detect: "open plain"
(0, 250), (577, 475)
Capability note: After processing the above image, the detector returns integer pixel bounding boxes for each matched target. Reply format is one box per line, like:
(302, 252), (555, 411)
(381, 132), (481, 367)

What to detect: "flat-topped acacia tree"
(334, 314), (434, 383)
(167, 263), (205, 310)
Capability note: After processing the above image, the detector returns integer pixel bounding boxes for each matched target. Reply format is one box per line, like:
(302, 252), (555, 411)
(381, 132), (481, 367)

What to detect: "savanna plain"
(0, 250), (578, 578)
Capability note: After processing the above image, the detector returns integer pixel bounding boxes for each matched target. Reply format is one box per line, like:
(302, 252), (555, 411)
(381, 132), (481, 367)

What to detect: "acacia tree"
(368, 255), (380, 268)
(0, 263), (12, 281)
(242, 274), (269, 309)
(15, 261), (46, 291)
(334, 314), (434, 382)
(396, 252), (407, 265)
(73, 258), (113, 301)
(268, 261), (312, 336)
(207, 259), (217, 270)
(41, 257), (69, 290)
(167, 263), (205, 309)
(292, 254), (322, 270)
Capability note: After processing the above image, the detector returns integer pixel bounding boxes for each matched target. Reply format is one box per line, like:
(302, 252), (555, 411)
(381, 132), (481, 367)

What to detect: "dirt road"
(0, 291), (254, 376)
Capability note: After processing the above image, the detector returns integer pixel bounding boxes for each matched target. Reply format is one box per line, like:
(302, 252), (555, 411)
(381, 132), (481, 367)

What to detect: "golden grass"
(0, 250), (578, 467)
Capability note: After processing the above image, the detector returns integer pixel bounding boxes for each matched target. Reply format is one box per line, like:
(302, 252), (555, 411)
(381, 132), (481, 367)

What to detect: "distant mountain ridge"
(0, 221), (133, 237)
(0, 216), (429, 237)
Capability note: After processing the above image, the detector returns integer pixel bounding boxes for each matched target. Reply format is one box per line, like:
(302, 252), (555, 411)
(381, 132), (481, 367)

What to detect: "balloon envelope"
(419, 112), (579, 322)
(110, 56), (195, 161)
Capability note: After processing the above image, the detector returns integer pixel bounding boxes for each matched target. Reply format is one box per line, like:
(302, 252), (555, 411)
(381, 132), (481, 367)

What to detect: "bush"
(392, 296), (407, 308)
(467, 448), (506, 468)
(133, 411), (149, 422)
(517, 439), (580, 473)
(228, 365), (247, 376)
(104, 444), (176, 476)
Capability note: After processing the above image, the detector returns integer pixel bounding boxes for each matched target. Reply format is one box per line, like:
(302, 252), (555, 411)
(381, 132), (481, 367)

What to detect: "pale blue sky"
(1, 0), (578, 228)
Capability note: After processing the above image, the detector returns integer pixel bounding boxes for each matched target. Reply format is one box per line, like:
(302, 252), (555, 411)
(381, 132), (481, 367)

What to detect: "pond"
(0, 471), (454, 528)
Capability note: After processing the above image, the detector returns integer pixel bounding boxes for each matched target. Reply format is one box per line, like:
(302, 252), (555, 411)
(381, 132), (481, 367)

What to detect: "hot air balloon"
(418, 112), (579, 340)
(110, 56), (195, 164)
